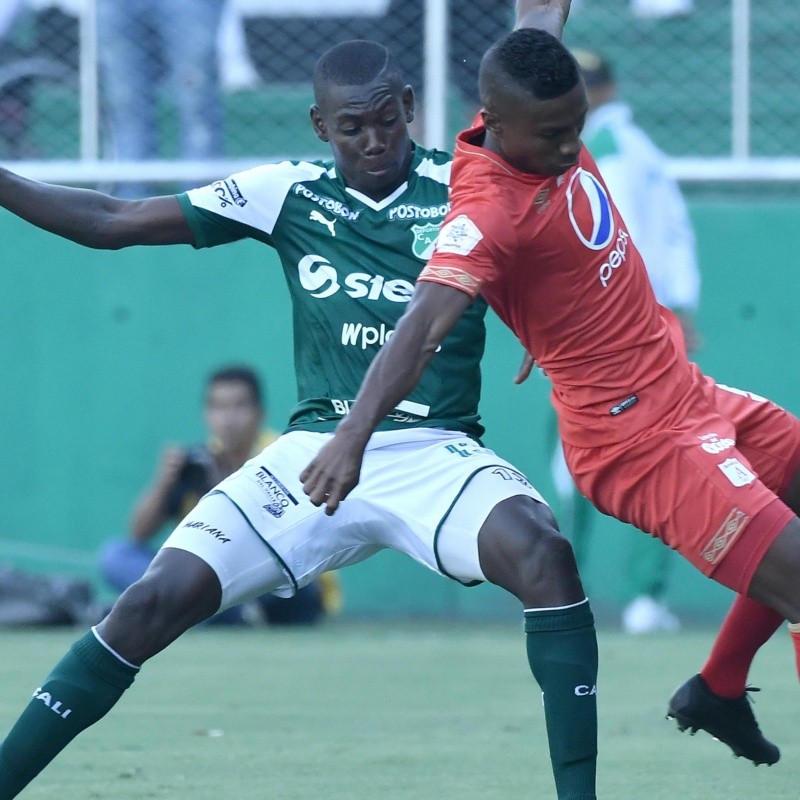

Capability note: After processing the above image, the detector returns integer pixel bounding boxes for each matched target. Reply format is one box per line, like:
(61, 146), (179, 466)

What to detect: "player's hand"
(300, 435), (367, 515)
(514, 351), (536, 384)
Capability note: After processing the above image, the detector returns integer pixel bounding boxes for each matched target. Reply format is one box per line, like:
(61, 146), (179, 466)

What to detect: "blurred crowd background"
(0, 0), (798, 176)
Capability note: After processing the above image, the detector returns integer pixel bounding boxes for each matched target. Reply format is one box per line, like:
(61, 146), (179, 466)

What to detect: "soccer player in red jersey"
(302, 0), (800, 768)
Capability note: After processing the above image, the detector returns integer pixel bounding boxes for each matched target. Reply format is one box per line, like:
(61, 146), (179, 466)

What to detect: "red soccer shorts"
(564, 370), (800, 594)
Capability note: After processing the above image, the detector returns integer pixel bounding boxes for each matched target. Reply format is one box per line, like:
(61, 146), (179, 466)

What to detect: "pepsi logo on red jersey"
(566, 168), (615, 251)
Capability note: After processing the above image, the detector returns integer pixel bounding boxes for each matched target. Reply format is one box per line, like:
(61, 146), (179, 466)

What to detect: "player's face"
(484, 82), (588, 176)
(204, 380), (262, 454)
(311, 79), (415, 201)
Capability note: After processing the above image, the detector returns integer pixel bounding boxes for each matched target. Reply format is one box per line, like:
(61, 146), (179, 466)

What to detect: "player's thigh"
(709, 378), (800, 497)
(475, 493), (584, 607)
(166, 433), (387, 609)
(566, 420), (791, 593)
(748, 516), (800, 621)
(162, 491), (293, 612)
(361, 431), (548, 586)
(424, 454), (548, 585)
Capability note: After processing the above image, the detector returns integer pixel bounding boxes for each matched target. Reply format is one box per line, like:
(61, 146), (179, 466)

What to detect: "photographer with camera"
(99, 365), (337, 625)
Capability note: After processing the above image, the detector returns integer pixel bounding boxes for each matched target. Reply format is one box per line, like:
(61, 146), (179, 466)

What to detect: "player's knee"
(480, 498), (579, 599)
(517, 526), (578, 585)
(111, 575), (171, 631)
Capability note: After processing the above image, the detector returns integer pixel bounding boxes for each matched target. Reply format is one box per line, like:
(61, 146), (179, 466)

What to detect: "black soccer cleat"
(666, 674), (780, 766)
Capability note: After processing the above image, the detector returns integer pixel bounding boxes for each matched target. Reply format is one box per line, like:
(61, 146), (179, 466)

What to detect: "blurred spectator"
(0, 1), (31, 159)
(96, 0), (226, 197)
(0, 0), (72, 158)
(99, 365), (338, 626)
(549, 48), (701, 634)
(217, 0), (260, 91)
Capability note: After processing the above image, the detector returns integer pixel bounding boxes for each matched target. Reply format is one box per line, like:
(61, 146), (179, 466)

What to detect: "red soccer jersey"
(421, 124), (695, 447)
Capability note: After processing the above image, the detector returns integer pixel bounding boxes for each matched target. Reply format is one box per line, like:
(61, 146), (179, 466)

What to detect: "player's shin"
(699, 594), (783, 698)
(525, 599), (597, 800)
(0, 628), (138, 799)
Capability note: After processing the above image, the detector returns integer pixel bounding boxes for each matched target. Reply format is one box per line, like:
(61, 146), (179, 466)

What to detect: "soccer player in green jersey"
(0, 5), (599, 799)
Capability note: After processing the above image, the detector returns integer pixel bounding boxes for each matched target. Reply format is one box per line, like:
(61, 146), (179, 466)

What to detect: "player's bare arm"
(0, 167), (194, 248)
(514, 0), (570, 37)
(300, 281), (472, 514)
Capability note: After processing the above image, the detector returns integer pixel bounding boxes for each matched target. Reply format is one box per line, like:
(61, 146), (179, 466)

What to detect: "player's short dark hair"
(313, 40), (403, 102)
(479, 28), (580, 104)
(206, 365), (264, 408)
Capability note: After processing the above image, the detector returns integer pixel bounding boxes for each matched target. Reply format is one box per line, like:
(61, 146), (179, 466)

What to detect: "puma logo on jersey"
(309, 210), (337, 237)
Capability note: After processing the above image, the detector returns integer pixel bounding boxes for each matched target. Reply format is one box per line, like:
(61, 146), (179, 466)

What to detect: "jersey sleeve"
(179, 160), (328, 249)
(420, 204), (509, 299)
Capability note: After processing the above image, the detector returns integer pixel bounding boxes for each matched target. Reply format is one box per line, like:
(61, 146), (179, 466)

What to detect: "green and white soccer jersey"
(178, 145), (488, 438)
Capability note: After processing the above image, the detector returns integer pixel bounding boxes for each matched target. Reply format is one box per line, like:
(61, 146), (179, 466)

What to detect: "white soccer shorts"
(161, 429), (546, 610)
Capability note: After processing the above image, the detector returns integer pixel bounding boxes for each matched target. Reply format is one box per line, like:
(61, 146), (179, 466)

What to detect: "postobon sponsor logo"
(698, 432), (736, 455)
(598, 229), (630, 288)
(387, 202), (450, 220)
(299, 255), (414, 303)
(33, 688), (72, 718)
(255, 466), (298, 518)
(294, 184), (360, 221)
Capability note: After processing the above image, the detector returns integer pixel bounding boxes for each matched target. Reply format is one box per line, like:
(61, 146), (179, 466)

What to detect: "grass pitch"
(0, 623), (797, 799)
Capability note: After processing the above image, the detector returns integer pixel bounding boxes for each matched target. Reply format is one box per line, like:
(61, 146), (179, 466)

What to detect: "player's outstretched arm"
(0, 167), (194, 249)
(300, 280), (472, 514)
(514, 0), (571, 38)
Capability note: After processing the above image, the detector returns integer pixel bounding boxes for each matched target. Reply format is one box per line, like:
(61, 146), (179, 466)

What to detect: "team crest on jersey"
(411, 222), (440, 260)
(566, 168), (614, 250)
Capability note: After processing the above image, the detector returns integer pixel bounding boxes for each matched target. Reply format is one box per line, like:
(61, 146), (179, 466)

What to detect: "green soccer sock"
(0, 629), (138, 799)
(525, 599), (598, 800)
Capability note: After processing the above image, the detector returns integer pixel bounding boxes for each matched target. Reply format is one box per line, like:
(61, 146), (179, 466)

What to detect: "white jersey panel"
(186, 161), (327, 237)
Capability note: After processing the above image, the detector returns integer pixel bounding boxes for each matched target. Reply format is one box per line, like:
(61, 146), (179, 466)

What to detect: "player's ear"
(401, 85), (415, 123)
(310, 105), (329, 142)
(481, 108), (500, 136)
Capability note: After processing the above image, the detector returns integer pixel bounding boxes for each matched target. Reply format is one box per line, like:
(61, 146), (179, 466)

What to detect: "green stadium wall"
(0, 198), (798, 624)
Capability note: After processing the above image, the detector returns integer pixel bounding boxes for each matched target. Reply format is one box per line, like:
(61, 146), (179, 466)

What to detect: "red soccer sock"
(788, 623), (800, 683)
(700, 594), (783, 698)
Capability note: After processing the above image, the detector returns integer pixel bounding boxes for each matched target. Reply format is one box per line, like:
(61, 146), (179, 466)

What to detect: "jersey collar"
(455, 124), (559, 184)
